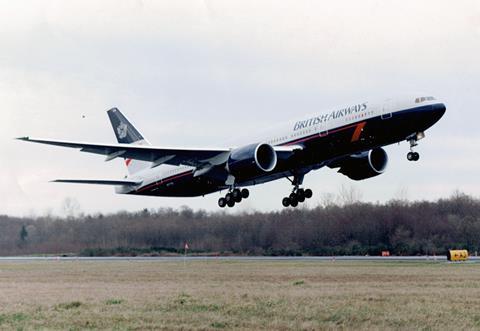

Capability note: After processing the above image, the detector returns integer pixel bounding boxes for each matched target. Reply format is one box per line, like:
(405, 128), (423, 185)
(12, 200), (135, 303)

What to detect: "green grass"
(0, 312), (29, 328)
(0, 260), (478, 330)
(105, 299), (123, 306)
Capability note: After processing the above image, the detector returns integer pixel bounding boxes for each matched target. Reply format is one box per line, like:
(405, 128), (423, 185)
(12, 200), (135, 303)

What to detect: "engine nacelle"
(338, 148), (388, 181)
(227, 143), (277, 180)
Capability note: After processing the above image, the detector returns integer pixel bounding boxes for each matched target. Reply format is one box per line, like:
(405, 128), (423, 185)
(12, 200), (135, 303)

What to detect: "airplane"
(18, 95), (446, 208)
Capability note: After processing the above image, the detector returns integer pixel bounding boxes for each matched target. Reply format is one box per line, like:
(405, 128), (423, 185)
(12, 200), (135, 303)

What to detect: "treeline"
(1, 193), (479, 256)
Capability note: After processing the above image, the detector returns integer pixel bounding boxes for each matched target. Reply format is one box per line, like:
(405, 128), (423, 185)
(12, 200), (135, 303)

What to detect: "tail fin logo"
(117, 123), (128, 139)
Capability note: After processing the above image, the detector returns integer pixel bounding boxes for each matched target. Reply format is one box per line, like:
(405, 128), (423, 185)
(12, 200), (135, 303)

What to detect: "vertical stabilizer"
(107, 108), (151, 175)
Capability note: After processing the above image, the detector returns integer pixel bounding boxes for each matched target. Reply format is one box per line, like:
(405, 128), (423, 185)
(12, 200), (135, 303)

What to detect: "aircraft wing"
(18, 137), (303, 169)
(17, 137), (232, 168)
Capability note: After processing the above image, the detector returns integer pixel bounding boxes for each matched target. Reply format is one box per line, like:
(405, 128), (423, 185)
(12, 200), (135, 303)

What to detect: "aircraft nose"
(423, 102), (446, 127)
(431, 103), (446, 116)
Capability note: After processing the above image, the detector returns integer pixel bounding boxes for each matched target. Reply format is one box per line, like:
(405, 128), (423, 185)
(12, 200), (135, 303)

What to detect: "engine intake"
(228, 143), (277, 180)
(338, 148), (388, 181)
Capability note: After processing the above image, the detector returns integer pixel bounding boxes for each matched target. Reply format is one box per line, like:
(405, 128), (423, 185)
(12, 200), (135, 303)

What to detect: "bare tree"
(61, 197), (82, 219)
(337, 184), (363, 205)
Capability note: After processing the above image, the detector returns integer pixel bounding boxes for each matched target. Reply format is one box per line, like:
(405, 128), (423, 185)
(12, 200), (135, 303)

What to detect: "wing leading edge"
(17, 137), (231, 168)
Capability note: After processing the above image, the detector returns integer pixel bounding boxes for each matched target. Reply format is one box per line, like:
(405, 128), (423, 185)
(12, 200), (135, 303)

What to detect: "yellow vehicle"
(447, 250), (469, 261)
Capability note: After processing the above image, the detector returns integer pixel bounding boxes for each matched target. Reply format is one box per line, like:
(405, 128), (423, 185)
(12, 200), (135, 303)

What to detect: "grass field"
(0, 260), (479, 330)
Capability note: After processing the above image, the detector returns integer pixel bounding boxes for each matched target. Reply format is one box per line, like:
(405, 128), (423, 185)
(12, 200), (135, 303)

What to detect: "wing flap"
(273, 145), (303, 152)
(273, 144), (304, 160)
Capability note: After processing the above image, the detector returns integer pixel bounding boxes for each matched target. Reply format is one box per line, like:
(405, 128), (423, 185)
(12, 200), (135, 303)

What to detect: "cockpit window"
(415, 96), (435, 103)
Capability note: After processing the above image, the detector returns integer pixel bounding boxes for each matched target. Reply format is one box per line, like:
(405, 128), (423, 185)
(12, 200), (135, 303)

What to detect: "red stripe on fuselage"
(283, 122), (361, 146)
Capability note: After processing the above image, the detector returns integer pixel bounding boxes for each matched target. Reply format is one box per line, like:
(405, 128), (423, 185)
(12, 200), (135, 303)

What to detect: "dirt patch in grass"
(55, 301), (83, 310)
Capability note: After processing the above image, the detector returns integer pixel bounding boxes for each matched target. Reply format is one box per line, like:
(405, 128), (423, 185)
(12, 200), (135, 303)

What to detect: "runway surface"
(0, 256), (478, 262)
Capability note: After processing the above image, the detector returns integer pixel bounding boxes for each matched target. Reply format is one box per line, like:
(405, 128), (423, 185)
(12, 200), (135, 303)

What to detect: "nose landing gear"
(406, 132), (424, 162)
(218, 188), (250, 208)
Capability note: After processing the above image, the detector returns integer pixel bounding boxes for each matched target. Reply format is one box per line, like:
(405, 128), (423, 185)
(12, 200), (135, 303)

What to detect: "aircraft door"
(317, 118), (328, 137)
(381, 99), (393, 120)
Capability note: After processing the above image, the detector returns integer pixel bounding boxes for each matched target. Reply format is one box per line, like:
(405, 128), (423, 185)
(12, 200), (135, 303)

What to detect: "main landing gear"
(282, 187), (313, 208)
(406, 132), (424, 162)
(218, 188), (250, 208)
(282, 174), (313, 208)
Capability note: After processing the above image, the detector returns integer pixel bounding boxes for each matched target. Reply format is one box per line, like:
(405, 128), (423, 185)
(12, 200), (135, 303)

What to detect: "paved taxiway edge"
(0, 256), (478, 262)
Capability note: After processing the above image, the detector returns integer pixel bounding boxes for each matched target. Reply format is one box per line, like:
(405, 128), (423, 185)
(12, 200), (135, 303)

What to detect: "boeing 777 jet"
(18, 95), (446, 208)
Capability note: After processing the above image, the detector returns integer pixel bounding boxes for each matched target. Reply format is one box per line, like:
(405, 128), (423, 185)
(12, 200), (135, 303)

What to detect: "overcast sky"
(1, 0), (479, 216)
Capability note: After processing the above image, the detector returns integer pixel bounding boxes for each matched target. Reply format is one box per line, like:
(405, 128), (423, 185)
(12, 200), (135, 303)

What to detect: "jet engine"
(337, 148), (388, 180)
(227, 143), (277, 180)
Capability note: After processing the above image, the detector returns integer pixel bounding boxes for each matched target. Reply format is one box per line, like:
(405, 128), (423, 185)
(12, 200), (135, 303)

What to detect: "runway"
(0, 255), (478, 262)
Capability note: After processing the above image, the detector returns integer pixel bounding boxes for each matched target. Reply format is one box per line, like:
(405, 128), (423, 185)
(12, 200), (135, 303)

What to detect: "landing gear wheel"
(407, 152), (420, 161)
(304, 189), (313, 199)
(232, 188), (242, 202)
(289, 193), (298, 207)
(218, 197), (226, 208)
(241, 188), (250, 199)
(282, 197), (290, 207)
(225, 193), (234, 203)
(227, 200), (235, 208)
(232, 189), (241, 200)
(296, 189), (305, 202)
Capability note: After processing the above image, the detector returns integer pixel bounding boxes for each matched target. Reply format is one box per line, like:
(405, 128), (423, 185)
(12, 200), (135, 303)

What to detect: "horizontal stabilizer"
(52, 179), (142, 186)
